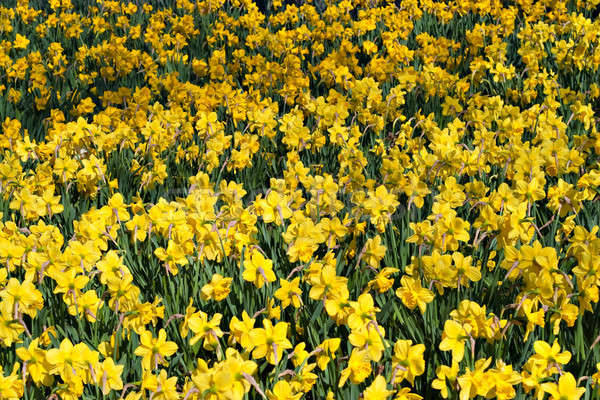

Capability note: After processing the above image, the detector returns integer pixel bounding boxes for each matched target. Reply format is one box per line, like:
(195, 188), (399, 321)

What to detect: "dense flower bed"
(1, 0), (600, 399)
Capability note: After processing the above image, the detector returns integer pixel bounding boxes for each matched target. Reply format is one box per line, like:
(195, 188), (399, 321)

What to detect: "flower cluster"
(0, 0), (600, 399)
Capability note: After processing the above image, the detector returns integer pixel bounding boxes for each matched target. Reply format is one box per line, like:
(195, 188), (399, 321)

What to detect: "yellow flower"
(267, 380), (302, 400)
(362, 40), (378, 55)
(133, 329), (178, 371)
(46, 339), (90, 381)
(531, 339), (571, 374)
(188, 312), (223, 351)
(201, 273), (232, 301)
(347, 293), (380, 331)
(242, 248), (276, 289)
(0, 278), (44, 318)
(439, 320), (469, 363)
(154, 240), (188, 275)
(274, 277), (303, 309)
(13, 33), (29, 49)
(16, 339), (54, 386)
(254, 191), (293, 226)
(229, 310), (255, 349)
(368, 267), (399, 293)
(339, 348), (372, 387)
(248, 319), (292, 365)
(95, 357), (124, 395)
(457, 357), (493, 400)
(540, 373), (585, 400)
(395, 275), (434, 314)
(431, 362), (459, 399)
(394, 387), (423, 400)
(144, 369), (179, 400)
(362, 235), (387, 269)
(391, 339), (425, 385)
(0, 363), (23, 400)
(316, 338), (341, 370)
(348, 324), (386, 362)
(363, 375), (394, 400)
(592, 362), (600, 386)
(76, 97), (96, 115)
(363, 186), (399, 233)
(309, 264), (348, 301)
